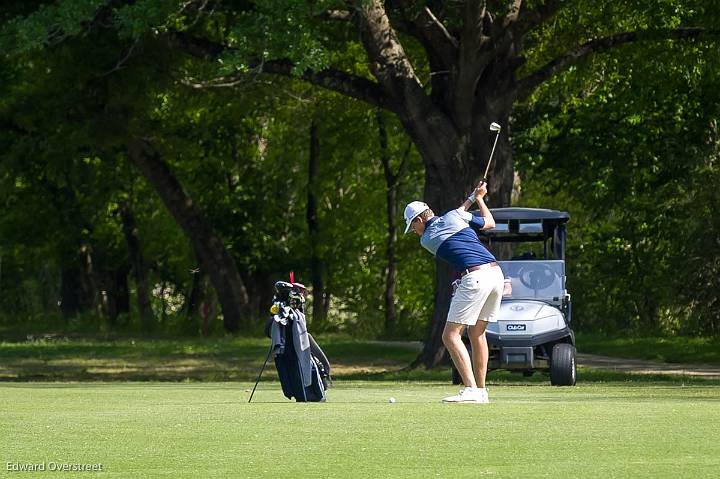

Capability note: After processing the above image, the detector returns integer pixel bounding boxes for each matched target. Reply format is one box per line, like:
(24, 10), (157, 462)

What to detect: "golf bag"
(265, 281), (331, 402)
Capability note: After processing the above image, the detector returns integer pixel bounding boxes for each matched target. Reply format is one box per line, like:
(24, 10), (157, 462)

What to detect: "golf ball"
(389, 397), (396, 403)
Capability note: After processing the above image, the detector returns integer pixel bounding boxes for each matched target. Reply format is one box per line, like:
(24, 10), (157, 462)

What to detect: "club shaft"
(482, 130), (501, 181)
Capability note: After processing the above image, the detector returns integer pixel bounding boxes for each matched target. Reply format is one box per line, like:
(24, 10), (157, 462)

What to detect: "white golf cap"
(403, 201), (429, 234)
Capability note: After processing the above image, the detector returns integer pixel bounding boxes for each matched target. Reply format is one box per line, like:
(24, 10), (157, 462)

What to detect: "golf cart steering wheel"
(517, 263), (556, 290)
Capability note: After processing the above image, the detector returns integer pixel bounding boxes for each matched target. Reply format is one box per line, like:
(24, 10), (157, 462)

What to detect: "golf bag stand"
(266, 281), (331, 402)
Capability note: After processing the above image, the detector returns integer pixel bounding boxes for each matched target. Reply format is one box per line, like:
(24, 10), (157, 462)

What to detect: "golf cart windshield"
(475, 208), (570, 261)
(498, 260), (565, 301)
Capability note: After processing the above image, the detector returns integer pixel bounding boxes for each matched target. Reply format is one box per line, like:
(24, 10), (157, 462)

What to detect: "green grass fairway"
(2, 381), (719, 478)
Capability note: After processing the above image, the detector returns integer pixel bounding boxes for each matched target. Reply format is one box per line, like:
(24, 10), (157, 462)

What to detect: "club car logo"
(506, 324), (526, 332)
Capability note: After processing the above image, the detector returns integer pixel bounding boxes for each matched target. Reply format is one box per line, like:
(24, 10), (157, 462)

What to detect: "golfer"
(404, 182), (503, 403)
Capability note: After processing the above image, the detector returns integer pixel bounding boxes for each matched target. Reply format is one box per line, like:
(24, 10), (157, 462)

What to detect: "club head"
(489, 122), (502, 132)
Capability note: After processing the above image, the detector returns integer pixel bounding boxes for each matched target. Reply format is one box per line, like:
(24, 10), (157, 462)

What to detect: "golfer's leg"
(469, 268), (504, 389)
(442, 322), (476, 388)
(468, 321), (489, 388)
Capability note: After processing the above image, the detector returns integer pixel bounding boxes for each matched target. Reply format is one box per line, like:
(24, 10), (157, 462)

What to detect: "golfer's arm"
(460, 198), (474, 211)
(476, 197), (495, 229)
(460, 188), (479, 211)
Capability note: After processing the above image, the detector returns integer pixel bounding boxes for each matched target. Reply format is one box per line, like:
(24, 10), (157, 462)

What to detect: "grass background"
(575, 334), (720, 364)
(1, 336), (719, 477)
(2, 381), (719, 478)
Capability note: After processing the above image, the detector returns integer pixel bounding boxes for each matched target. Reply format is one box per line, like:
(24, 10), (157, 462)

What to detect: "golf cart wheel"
(550, 343), (577, 386)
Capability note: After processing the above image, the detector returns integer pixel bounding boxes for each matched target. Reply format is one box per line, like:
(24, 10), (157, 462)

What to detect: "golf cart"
(452, 207), (577, 386)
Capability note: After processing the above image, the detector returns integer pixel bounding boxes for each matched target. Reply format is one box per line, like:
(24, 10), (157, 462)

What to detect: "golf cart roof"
(489, 208), (570, 223)
(473, 208), (569, 245)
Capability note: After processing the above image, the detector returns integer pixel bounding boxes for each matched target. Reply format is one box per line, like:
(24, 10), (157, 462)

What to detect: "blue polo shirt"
(420, 208), (496, 271)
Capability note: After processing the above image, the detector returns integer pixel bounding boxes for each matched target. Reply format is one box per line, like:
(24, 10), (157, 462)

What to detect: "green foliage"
(0, 2), (431, 337)
(514, 30), (720, 335)
(2, 0), (719, 340)
(224, 0), (338, 74)
(0, 14), (189, 328)
(0, 0), (107, 54)
(520, 0), (717, 78)
(672, 134), (720, 333)
(113, 0), (181, 40)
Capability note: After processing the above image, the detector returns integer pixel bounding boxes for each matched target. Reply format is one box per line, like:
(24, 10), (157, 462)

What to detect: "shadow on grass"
(0, 336), (421, 382)
(2, 336), (720, 386)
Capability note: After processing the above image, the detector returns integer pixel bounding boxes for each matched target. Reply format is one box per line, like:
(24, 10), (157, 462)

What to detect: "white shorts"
(447, 266), (504, 326)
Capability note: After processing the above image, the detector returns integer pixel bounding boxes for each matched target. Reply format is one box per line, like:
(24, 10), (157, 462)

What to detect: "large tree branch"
(516, 27), (718, 101)
(511, 0), (559, 36)
(262, 60), (394, 111)
(347, 1), (425, 103)
(487, 0), (558, 72)
(164, 30), (227, 60)
(454, 0), (487, 131)
(315, 9), (352, 22)
(501, 0), (523, 29)
(347, 0), (460, 181)
(163, 31), (393, 111)
(393, 1), (458, 72)
(127, 138), (249, 331)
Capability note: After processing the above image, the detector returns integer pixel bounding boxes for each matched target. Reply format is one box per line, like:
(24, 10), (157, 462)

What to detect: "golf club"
(481, 122), (502, 183)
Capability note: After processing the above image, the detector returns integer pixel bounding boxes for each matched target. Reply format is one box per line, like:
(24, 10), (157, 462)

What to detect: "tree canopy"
(1, 1), (718, 356)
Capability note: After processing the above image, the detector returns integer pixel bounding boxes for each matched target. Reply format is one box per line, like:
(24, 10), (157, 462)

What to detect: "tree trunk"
(185, 266), (205, 321)
(411, 259), (456, 368)
(119, 203), (154, 330)
(79, 243), (100, 315)
(410, 107), (514, 368)
(127, 138), (249, 332)
(59, 267), (82, 318)
(241, 269), (275, 319)
(59, 244), (99, 319)
(115, 269), (130, 318)
(104, 268), (130, 328)
(307, 119), (328, 326)
(185, 266), (215, 335)
(377, 110), (404, 336)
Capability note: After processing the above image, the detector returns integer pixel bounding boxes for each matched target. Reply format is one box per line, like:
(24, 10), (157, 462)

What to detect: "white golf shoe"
(442, 387), (490, 404)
